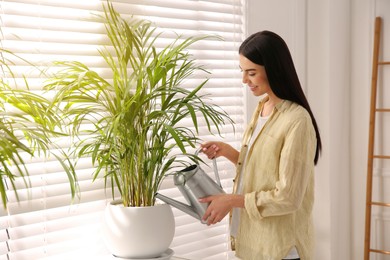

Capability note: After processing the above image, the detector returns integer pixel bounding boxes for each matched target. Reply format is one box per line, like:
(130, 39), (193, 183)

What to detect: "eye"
(248, 73), (256, 77)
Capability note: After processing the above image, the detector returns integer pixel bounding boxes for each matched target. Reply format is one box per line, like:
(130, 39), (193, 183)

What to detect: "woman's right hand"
(200, 141), (239, 164)
(200, 141), (224, 159)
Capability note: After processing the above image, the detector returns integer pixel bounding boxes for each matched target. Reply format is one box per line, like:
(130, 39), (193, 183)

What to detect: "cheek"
(260, 73), (270, 85)
(254, 75), (268, 86)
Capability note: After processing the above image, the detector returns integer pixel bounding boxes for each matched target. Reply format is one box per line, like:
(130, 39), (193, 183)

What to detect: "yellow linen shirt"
(233, 98), (316, 260)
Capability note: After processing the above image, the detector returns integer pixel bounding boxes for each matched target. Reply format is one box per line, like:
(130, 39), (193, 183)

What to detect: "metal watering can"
(155, 150), (225, 224)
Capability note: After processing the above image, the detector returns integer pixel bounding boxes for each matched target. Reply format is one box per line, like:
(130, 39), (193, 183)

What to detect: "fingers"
(201, 197), (214, 225)
(206, 212), (217, 225)
(201, 204), (211, 223)
(202, 209), (222, 226)
(200, 195), (226, 225)
(198, 196), (212, 203)
(200, 142), (221, 159)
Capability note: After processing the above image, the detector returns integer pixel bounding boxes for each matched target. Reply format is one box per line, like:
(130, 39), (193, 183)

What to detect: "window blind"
(0, 0), (245, 259)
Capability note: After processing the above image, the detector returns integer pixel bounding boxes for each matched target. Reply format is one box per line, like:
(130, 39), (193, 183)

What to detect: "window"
(0, 0), (245, 259)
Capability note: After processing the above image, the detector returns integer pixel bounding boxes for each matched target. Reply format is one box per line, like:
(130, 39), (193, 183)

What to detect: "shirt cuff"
(244, 192), (264, 221)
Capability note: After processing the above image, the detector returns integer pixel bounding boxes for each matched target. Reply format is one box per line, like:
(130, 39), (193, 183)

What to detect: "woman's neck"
(261, 95), (282, 117)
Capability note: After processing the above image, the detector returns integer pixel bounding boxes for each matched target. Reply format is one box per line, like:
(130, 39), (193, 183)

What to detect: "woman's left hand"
(199, 194), (244, 225)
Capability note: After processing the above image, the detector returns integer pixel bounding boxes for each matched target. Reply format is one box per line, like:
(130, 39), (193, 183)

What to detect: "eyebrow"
(239, 66), (257, 72)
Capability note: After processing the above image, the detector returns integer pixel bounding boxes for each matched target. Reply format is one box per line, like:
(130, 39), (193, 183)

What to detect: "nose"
(242, 73), (249, 85)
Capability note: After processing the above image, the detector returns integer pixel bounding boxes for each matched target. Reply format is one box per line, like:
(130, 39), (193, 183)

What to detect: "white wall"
(350, 1), (371, 259)
(246, 0), (390, 259)
(245, 0), (307, 122)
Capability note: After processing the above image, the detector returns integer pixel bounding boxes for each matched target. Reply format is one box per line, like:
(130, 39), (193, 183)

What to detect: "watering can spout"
(155, 193), (201, 220)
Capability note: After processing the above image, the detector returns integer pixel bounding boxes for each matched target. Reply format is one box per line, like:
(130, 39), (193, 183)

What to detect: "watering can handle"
(195, 148), (222, 188)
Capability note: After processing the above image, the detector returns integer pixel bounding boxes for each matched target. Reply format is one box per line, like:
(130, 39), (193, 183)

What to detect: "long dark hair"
(239, 31), (322, 165)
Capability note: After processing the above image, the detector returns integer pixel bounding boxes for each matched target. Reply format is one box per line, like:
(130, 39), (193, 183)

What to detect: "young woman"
(199, 31), (322, 260)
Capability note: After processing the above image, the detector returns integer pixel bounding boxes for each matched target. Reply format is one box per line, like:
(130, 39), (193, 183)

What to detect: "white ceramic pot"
(102, 200), (175, 258)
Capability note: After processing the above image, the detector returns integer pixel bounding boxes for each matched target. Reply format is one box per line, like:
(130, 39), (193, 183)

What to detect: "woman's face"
(239, 54), (271, 97)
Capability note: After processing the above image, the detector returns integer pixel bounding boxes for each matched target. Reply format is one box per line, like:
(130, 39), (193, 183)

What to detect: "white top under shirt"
(230, 114), (299, 259)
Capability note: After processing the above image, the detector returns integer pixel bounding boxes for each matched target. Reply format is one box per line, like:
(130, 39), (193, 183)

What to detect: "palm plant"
(44, 1), (233, 207)
(0, 49), (78, 209)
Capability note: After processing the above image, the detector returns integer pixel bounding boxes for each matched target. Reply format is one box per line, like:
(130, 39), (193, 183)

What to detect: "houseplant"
(0, 48), (78, 209)
(44, 1), (233, 257)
